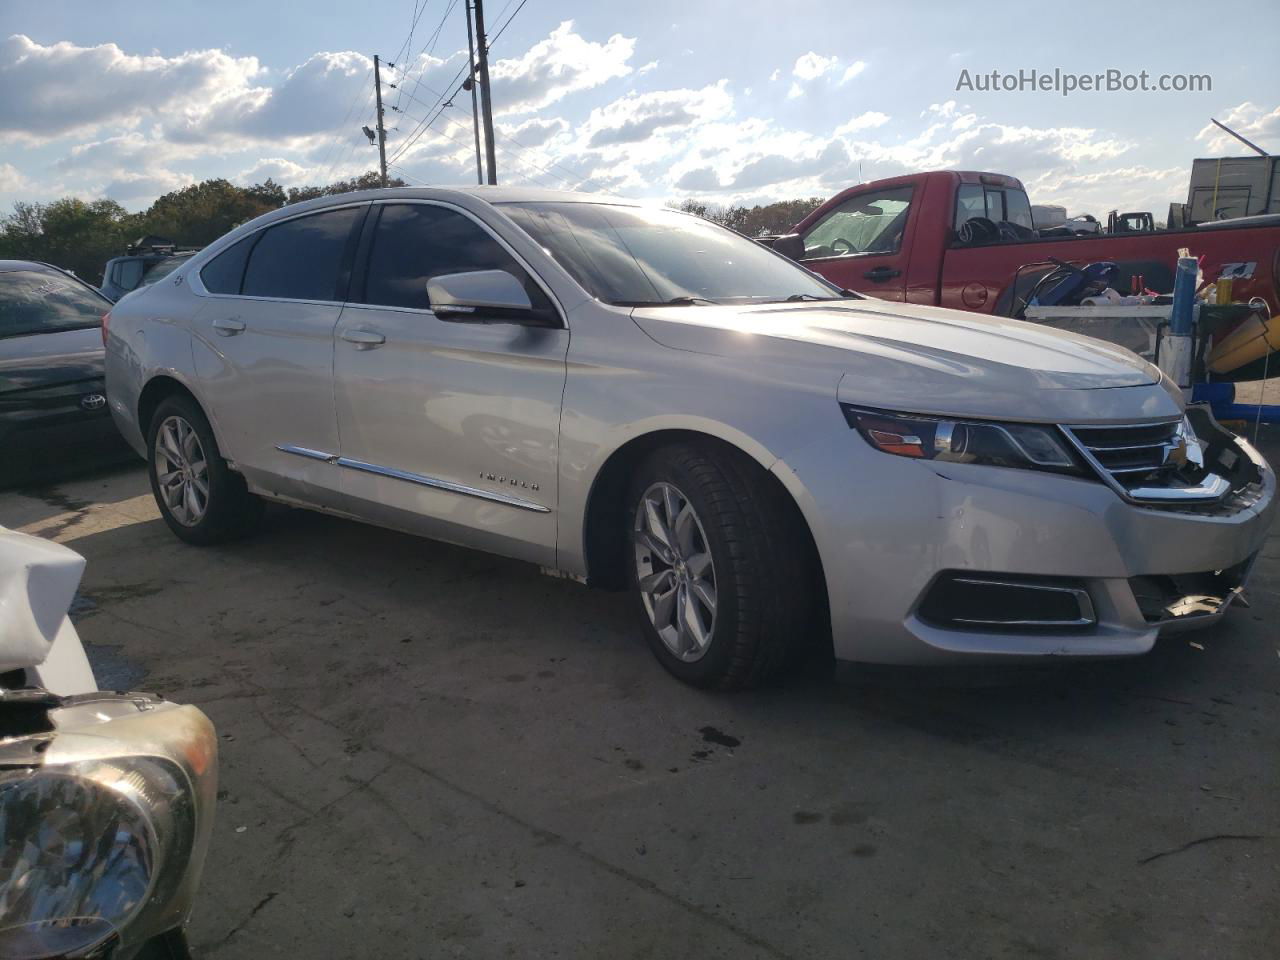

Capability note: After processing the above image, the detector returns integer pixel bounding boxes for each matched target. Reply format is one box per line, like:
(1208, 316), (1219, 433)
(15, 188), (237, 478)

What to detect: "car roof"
(0, 259), (65, 274)
(196, 185), (651, 257)
(276, 185), (642, 217)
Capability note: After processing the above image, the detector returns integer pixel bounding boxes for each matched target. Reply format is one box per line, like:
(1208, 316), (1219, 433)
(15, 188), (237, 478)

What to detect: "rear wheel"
(147, 394), (261, 545)
(627, 442), (813, 690)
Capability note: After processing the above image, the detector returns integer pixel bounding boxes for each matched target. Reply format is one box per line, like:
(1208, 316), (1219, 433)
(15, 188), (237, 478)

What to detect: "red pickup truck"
(782, 170), (1280, 317)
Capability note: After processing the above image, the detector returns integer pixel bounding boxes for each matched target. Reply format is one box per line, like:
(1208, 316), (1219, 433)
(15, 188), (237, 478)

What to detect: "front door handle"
(863, 266), (903, 282)
(212, 317), (245, 336)
(340, 328), (386, 349)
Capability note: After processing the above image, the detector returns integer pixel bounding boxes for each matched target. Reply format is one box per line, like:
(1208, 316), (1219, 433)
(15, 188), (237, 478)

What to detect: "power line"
(391, 70), (598, 191)
(317, 67), (374, 181)
(386, 0), (533, 170)
(387, 162), (432, 186)
(488, 0), (528, 46)
(389, 109), (561, 190)
(391, 0), (430, 112)
(323, 86), (378, 184)
(386, 63), (468, 165)
(496, 128), (603, 192)
(392, 0), (460, 115)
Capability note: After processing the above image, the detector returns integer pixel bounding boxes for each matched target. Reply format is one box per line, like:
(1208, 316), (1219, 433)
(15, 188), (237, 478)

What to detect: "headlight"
(842, 405), (1083, 475)
(0, 696), (216, 960)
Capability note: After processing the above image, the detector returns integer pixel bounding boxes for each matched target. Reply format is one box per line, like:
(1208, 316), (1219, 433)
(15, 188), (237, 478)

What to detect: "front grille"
(1062, 419), (1240, 504)
(1066, 420), (1182, 485)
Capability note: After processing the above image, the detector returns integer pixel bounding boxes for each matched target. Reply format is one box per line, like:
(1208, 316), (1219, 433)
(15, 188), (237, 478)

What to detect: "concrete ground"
(3, 450), (1278, 960)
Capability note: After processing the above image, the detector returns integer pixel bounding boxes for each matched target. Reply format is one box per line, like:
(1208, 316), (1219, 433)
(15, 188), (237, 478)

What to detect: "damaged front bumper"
(784, 409), (1277, 665)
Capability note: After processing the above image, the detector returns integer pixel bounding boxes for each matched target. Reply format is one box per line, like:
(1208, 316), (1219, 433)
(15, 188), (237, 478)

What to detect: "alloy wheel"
(154, 415), (210, 527)
(633, 481), (718, 661)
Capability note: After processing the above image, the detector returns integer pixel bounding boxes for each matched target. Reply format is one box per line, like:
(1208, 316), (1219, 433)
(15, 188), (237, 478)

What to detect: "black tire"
(626, 441), (814, 690)
(146, 393), (262, 545)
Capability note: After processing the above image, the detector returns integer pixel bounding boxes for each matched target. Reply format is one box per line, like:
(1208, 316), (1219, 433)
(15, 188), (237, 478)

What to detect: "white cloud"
(0, 28), (1225, 222)
(840, 61), (866, 83)
(168, 50), (370, 145)
(836, 111), (890, 135)
(489, 20), (634, 115)
(582, 82), (731, 148)
(792, 52), (839, 82)
(499, 117), (570, 147)
(788, 51), (867, 99)
(1196, 101), (1280, 152)
(237, 157), (311, 184)
(0, 34), (264, 144)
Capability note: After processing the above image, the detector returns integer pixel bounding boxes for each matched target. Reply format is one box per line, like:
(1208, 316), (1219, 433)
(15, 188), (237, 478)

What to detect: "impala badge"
(480, 471), (539, 492)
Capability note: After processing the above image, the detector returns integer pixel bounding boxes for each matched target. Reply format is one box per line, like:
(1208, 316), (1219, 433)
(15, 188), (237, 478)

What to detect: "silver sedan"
(104, 187), (1275, 688)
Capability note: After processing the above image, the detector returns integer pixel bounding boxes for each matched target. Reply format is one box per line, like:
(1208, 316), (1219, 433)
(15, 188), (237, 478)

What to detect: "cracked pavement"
(3, 445), (1278, 959)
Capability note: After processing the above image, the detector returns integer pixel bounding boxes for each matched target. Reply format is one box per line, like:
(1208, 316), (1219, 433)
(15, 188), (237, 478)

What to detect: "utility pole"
(472, 0), (498, 185)
(464, 1), (484, 184)
(373, 54), (389, 187)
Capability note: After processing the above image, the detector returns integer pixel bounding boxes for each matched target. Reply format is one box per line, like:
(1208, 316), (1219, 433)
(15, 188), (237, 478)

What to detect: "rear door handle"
(863, 267), (902, 282)
(212, 317), (245, 336)
(340, 328), (386, 349)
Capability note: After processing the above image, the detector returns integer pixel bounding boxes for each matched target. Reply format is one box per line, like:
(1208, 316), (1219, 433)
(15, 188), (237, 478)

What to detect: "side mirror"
(427, 270), (553, 325)
(771, 234), (805, 262)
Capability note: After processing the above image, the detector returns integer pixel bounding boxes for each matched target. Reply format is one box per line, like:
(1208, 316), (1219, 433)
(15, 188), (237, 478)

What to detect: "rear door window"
(241, 206), (364, 302)
(356, 203), (551, 313)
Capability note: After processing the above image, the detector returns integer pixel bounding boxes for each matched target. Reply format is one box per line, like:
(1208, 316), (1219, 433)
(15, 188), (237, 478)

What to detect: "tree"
(675, 197), (826, 237)
(285, 171), (406, 205)
(140, 179), (281, 247)
(0, 198), (138, 285)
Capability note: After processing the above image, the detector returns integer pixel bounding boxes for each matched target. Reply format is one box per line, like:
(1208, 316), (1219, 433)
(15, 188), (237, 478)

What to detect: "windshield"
(0, 268), (107, 340)
(500, 202), (846, 305)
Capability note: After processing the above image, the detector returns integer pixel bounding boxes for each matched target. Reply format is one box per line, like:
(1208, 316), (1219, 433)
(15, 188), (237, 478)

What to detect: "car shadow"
(21, 435), (1272, 779)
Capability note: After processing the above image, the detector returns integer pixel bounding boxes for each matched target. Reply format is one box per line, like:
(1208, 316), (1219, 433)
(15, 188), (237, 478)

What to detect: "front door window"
(801, 187), (913, 260)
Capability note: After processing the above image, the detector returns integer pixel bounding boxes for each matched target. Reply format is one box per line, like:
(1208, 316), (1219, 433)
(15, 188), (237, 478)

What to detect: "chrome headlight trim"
(0, 695), (217, 960)
(841, 405), (1084, 476)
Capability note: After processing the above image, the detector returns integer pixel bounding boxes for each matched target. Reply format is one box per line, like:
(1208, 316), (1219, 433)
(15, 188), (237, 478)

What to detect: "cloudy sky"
(1, 0), (1277, 217)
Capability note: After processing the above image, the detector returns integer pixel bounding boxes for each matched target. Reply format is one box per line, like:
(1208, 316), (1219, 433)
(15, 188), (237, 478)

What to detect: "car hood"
(0, 326), (104, 397)
(630, 298), (1180, 422)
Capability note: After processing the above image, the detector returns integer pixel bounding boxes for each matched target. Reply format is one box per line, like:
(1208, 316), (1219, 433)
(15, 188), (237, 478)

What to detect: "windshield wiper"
(609, 296), (718, 307)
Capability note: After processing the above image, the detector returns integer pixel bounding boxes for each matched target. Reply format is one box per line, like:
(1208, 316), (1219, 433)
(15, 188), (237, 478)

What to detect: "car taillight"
(101, 311), (111, 347)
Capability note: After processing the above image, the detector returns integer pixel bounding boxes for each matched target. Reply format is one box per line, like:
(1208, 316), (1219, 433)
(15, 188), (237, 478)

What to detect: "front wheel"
(147, 394), (261, 545)
(627, 442), (813, 690)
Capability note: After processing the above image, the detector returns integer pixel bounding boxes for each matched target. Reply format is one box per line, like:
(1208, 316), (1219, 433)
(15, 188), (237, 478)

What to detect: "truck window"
(955, 184), (1036, 235)
(801, 187), (913, 259)
(955, 185), (985, 230)
(115, 258), (145, 292)
(1003, 189), (1035, 230)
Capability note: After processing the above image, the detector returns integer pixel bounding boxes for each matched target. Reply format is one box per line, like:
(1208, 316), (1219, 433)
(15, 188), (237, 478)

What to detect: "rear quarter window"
(200, 236), (256, 295)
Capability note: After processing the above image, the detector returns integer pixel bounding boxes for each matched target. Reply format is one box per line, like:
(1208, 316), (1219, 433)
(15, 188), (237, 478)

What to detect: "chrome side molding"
(275, 445), (550, 514)
(276, 444), (339, 463)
